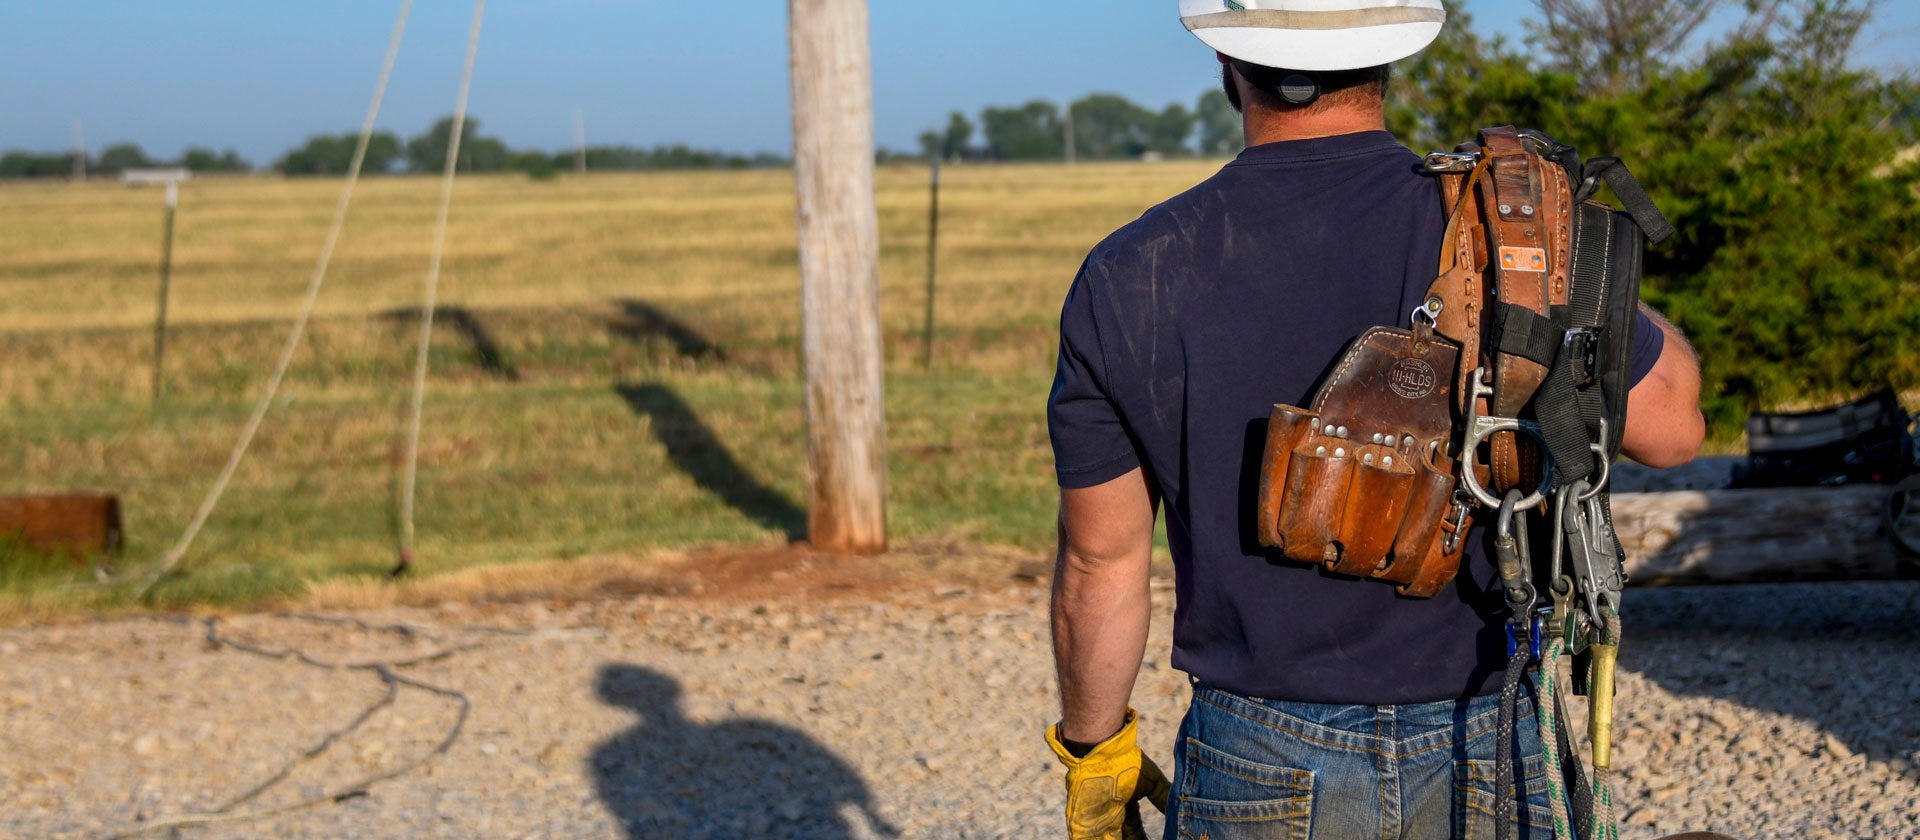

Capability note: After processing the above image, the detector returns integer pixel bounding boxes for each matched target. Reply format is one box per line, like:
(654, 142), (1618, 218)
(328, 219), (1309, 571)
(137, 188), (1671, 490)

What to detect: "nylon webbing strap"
(1578, 158), (1673, 244)
(1492, 303), (1561, 367)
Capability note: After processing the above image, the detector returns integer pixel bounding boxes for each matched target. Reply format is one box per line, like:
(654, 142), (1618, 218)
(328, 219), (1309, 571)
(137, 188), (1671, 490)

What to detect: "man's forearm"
(1051, 540), (1152, 746)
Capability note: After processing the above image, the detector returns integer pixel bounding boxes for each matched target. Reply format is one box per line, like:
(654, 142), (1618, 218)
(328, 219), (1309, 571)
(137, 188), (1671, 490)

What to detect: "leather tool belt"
(1254, 126), (1604, 598)
(1256, 326), (1469, 598)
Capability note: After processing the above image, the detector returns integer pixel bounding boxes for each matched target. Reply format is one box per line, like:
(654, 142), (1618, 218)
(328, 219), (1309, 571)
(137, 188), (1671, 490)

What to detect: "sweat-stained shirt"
(1047, 131), (1663, 703)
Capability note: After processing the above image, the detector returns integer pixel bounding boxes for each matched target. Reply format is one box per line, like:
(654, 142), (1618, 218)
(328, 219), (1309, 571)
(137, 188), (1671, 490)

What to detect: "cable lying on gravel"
(102, 614), (520, 839)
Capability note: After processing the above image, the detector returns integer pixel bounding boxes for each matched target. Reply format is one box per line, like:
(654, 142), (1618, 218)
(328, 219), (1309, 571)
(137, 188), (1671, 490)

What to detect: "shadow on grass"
(384, 306), (519, 381)
(607, 299), (725, 361)
(590, 664), (897, 838)
(614, 384), (804, 540)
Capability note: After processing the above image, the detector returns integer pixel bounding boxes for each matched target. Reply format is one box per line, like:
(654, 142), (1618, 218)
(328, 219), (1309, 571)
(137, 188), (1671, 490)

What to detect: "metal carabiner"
(1423, 150), (1482, 173)
(1457, 367), (1554, 511)
(1560, 479), (1624, 626)
(1491, 490), (1536, 617)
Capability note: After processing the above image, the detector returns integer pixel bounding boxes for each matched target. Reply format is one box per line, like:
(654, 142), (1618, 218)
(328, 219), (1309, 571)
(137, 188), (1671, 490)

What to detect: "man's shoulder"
(1080, 167), (1235, 286)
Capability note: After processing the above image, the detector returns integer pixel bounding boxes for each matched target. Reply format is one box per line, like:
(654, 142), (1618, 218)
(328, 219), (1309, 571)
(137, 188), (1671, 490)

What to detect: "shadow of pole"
(614, 383), (805, 540)
(383, 305), (520, 381)
(607, 299), (726, 361)
(589, 664), (898, 839)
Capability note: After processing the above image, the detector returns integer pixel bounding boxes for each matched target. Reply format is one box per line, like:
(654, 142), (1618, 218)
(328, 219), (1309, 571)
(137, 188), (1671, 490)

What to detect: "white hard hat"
(1180, 0), (1446, 72)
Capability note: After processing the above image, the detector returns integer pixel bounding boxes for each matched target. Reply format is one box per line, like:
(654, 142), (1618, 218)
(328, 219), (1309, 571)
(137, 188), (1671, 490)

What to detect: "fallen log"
(1612, 459), (1916, 586)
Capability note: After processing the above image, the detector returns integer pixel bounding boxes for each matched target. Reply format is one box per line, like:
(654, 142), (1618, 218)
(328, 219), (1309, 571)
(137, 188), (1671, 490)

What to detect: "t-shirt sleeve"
(1047, 263), (1143, 489)
(1626, 306), (1665, 389)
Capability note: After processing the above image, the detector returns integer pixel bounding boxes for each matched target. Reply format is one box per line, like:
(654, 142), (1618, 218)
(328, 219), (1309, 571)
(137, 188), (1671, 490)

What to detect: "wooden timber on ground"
(0, 494), (122, 560)
(1611, 458), (1917, 586)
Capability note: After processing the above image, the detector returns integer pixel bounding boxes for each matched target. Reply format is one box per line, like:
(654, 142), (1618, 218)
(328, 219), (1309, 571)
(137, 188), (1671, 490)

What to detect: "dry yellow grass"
(0, 162), (1217, 610)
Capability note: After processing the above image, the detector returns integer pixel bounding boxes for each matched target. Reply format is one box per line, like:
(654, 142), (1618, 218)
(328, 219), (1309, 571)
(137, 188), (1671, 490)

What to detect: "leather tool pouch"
(1256, 327), (1469, 597)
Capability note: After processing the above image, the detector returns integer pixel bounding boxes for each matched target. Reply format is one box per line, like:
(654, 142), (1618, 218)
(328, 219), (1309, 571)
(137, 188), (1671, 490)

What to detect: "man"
(1043, 2), (1706, 838)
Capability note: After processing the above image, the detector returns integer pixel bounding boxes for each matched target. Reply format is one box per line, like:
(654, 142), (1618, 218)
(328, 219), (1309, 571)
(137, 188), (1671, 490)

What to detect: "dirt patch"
(296, 539), (1058, 617)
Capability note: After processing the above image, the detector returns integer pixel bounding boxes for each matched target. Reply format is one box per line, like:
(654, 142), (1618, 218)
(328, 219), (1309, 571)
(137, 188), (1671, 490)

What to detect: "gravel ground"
(1, 564), (1915, 840)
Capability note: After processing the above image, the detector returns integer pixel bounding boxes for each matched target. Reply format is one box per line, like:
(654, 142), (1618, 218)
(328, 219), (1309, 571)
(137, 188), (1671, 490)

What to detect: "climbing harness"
(1256, 125), (1671, 839)
(1433, 128), (1667, 840)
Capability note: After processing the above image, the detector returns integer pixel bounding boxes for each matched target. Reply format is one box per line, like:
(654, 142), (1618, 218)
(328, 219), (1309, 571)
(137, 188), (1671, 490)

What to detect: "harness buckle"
(1457, 367), (1555, 511)
(1563, 326), (1603, 389)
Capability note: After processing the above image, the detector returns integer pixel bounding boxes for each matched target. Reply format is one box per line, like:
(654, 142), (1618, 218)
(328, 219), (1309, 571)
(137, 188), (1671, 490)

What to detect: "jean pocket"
(1176, 737), (1314, 840)
(1455, 756), (1557, 840)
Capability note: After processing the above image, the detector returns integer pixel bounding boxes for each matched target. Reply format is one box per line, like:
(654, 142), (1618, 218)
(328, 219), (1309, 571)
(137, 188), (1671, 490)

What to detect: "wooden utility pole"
(789, 0), (888, 553)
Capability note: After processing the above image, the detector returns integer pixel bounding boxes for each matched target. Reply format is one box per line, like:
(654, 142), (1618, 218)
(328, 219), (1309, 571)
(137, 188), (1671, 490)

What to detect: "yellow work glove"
(1045, 709), (1172, 840)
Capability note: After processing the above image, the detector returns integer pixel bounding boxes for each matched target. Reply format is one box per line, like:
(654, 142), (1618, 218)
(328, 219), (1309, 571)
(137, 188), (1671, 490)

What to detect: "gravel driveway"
(1, 551), (1914, 839)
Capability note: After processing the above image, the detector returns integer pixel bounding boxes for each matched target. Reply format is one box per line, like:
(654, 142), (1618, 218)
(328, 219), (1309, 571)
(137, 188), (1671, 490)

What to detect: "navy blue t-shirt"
(1047, 131), (1663, 704)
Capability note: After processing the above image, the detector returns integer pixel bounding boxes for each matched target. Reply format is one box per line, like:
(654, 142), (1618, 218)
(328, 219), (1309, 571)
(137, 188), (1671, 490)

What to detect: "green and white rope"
(1534, 623), (1622, 840)
(139, 0), (415, 596)
(1536, 631), (1577, 840)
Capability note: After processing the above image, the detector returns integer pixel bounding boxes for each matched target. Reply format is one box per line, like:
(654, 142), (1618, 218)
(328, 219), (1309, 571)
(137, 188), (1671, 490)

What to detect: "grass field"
(0, 162), (1224, 611)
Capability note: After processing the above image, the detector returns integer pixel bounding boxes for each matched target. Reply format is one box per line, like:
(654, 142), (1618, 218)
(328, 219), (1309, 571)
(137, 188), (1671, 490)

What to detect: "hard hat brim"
(1183, 13), (1443, 72)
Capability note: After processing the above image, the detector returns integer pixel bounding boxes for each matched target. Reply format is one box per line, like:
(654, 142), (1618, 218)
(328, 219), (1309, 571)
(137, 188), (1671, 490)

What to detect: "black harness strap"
(1576, 158), (1673, 244)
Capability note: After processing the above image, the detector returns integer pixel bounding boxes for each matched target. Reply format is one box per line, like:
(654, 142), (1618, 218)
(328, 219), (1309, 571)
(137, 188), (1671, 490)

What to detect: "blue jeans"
(1163, 684), (1555, 840)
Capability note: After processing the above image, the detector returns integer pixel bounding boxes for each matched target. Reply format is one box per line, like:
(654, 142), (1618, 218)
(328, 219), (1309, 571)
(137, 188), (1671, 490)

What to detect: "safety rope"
(1537, 632), (1576, 839)
(1494, 638), (1531, 840)
(137, 0), (415, 597)
(1534, 626), (1620, 840)
(397, 0), (488, 573)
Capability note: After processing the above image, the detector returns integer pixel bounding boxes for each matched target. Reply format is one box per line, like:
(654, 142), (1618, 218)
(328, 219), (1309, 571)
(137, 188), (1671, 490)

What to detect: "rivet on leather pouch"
(1277, 444), (1356, 565)
(1257, 406), (1317, 551)
(1327, 446), (1414, 578)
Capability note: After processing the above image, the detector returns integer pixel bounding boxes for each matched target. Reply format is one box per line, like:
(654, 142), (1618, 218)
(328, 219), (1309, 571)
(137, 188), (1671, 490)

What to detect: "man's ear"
(1216, 51), (1232, 65)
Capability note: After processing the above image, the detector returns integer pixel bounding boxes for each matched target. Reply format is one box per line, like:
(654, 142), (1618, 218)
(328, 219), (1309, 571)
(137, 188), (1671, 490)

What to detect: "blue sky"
(2, 1), (1915, 164)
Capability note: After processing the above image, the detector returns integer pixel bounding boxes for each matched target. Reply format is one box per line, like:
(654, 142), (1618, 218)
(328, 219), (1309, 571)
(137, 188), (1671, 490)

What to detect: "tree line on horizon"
(919, 90), (1242, 162)
(0, 115), (789, 180)
(2, 92), (1233, 181)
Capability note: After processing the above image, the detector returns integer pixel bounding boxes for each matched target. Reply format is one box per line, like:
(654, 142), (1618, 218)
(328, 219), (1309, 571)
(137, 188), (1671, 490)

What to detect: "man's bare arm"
(1051, 466), (1157, 746)
(1620, 303), (1706, 468)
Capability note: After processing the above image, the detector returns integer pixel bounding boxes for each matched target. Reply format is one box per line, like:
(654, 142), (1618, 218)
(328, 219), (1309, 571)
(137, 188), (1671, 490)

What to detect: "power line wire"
(397, 0), (488, 574)
(138, 0), (415, 597)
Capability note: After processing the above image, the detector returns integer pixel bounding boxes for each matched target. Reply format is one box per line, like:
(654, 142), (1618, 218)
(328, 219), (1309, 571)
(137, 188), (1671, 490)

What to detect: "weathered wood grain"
(789, 0), (888, 553)
(1615, 486), (1915, 586)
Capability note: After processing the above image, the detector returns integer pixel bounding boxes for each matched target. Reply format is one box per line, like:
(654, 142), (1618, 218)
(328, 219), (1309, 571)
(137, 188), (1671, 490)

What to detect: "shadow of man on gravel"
(591, 664), (898, 839)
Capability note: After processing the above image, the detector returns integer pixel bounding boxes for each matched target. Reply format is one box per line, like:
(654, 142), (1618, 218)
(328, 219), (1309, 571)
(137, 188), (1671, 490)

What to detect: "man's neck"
(1243, 105), (1386, 147)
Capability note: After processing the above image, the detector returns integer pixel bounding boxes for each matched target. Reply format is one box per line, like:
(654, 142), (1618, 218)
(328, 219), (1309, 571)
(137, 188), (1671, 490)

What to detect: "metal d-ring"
(1577, 417), (1613, 502)
(1458, 367), (1554, 511)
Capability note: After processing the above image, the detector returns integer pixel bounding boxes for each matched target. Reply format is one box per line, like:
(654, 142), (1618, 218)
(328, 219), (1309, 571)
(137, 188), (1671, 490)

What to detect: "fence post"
(152, 180), (179, 408)
(922, 157), (940, 370)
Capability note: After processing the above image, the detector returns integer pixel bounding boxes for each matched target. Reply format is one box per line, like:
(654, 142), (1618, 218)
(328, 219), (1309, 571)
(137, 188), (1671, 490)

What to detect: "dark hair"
(1221, 61), (1392, 113)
